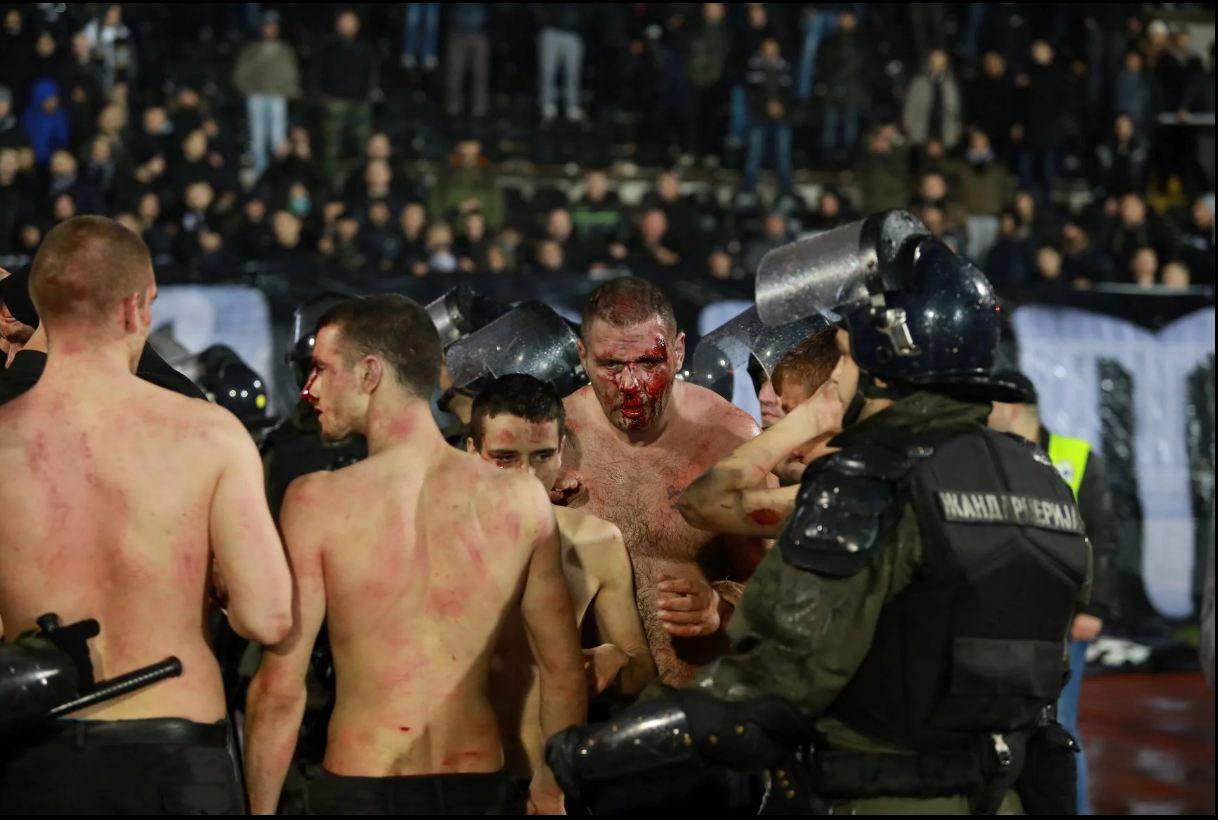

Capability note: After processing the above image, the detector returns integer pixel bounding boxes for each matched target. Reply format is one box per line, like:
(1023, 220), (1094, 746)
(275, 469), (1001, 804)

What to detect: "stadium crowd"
(0, 3), (1214, 300)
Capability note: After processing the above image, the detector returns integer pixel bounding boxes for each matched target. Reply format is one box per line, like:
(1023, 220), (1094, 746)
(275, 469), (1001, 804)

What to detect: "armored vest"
(781, 425), (1090, 752)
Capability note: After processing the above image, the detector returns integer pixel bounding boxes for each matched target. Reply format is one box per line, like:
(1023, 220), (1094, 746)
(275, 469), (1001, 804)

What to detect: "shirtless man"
(0, 216), (292, 814)
(468, 374), (656, 809)
(244, 295), (586, 815)
(678, 329), (844, 538)
(562, 277), (767, 685)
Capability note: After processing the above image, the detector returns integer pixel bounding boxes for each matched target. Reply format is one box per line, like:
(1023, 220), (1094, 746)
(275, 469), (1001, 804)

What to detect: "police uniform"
(547, 215), (1094, 815)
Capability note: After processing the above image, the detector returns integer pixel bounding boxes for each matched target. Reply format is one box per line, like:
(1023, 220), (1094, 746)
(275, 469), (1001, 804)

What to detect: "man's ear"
(465, 437), (478, 455)
(360, 355), (384, 393)
(576, 337), (587, 367)
(120, 292), (141, 333)
(672, 331), (687, 372)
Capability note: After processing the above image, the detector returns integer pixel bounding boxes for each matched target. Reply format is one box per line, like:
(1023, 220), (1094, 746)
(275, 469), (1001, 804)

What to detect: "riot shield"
(444, 301), (587, 397)
(686, 306), (827, 390)
(756, 210), (928, 326)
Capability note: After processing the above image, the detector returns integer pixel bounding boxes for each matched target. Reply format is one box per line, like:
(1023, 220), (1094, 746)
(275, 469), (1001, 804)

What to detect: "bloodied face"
(469, 414), (563, 491)
(301, 324), (368, 441)
(581, 317), (685, 434)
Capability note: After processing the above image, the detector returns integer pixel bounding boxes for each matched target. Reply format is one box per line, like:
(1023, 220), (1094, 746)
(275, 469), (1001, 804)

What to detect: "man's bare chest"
(573, 440), (717, 564)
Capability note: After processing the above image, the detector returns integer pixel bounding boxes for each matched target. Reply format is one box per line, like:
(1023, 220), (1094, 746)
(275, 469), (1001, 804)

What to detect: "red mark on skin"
(747, 508), (782, 526)
(441, 751), (486, 767)
(399, 726), (411, 732)
(427, 587), (466, 618)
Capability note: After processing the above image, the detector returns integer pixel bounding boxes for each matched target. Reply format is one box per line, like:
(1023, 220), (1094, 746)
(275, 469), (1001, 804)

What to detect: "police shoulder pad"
(778, 443), (921, 577)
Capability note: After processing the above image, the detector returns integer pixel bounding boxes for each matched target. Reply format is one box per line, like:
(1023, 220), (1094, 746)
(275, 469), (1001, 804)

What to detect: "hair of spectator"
(469, 373), (566, 449)
(315, 294), (441, 399)
(29, 215), (153, 327)
(772, 327), (840, 397)
(581, 276), (677, 338)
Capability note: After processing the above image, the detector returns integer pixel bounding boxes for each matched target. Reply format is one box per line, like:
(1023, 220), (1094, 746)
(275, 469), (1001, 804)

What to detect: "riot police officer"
(546, 212), (1093, 815)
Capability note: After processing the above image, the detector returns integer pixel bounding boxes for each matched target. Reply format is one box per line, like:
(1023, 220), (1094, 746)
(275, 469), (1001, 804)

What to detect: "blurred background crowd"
(0, 2), (1214, 304)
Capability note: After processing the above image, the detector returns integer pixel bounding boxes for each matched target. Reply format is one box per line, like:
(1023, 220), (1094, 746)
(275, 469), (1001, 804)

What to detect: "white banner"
(1013, 306), (1216, 618)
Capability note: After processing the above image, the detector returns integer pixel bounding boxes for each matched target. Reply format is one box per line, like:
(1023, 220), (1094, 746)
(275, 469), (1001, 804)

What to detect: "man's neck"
(42, 337), (137, 380)
(363, 392), (444, 456)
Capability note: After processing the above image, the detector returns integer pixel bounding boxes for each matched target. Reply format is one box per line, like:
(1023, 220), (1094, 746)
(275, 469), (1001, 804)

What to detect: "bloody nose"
(301, 373), (319, 406)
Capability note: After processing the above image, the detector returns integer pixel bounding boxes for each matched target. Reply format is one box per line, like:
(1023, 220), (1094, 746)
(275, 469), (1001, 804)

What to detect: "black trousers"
(0, 717), (244, 814)
(305, 767), (528, 815)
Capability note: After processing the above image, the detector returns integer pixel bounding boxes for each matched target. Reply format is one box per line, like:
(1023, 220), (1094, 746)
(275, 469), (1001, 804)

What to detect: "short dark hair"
(772, 328), (839, 397)
(581, 276), (676, 338)
(30, 215), (153, 325)
(316, 294), (441, 398)
(470, 374), (565, 449)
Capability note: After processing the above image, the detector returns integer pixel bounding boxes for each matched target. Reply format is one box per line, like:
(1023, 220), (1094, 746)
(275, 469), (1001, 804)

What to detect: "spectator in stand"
(537, 5), (586, 123)
(62, 33), (105, 144)
(233, 10), (300, 179)
(347, 159), (403, 217)
(81, 4), (137, 92)
(135, 191), (174, 267)
(1175, 196), (1214, 286)
(402, 3), (440, 72)
(530, 239), (572, 276)
(903, 49), (962, 152)
(1012, 187), (1062, 248)
(986, 209), (1035, 298)
(643, 170), (703, 264)
(1086, 9), (1141, 120)
(81, 134), (122, 208)
(1094, 114), (1150, 198)
(727, 4), (773, 157)
(233, 194), (275, 262)
(454, 210), (492, 272)
(424, 220), (458, 273)
(266, 126), (322, 199)
(1113, 50), (1157, 141)
(1103, 192), (1174, 273)
(610, 207), (681, 274)
(806, 187), (857, 231)
(911, 172), (968, 247)
(1061, 220), (1115, 287)
(131, 104), (172, 167)
(428, 137), (505, 232)
(0, 86), (20, 150)
(706, 246), (746, 281)
(1161, 260), (1191, 289)
(171, 129), (224, 196)
(571, 169), (624, 251)
(27, 30), (65, 97)
(444, 4), (490, 119)
(320, 214), (366, 274)
(967, 51), (1017, 156)
(953, 128), (1013, 217)
(93, 102), (129, 165)
(0, 148), (34, 254)
(21, 79), (69, 166)
(1031, 243), (1073, 298)
(48, 149), (104, 216)
(362, 200), (404, 274)
(684, 3), (731, 163)
(742, 36), (794, 195)
(1015, 40), (1069, 203)
(540, 207), (589, 273)
(858, 123), (911, 213)
(319, 9), (377, 190)
(743, 211), (790, 276)
(1129, 245), (1159, 287)
(817, 8), (865, 165)
(267, 209), (311, 268)
(398, 202), (429, 275)
(795, 4), (839, 103)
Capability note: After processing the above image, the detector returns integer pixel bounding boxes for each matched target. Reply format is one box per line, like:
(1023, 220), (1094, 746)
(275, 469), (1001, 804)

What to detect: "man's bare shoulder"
(562, 386), (601, 425)
(676, 381), (760, 441)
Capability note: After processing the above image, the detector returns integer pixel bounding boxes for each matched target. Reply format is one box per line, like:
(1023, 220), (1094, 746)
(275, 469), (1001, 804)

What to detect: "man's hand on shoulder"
(549, 470), (585, 507)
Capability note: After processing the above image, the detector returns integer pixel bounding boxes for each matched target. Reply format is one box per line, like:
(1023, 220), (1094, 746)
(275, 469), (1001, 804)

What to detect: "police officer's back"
(547, 217), (1093, 815)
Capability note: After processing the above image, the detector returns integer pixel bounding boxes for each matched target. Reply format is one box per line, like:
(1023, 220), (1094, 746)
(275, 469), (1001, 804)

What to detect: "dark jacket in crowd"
(743, 54), (793, 120)
(817, 25), (866, 103)
(318, 35), (376, 100)
(1020, 60), (1069, 149)
(685, 17), (731, 90)
(967, 71), (1016, 152)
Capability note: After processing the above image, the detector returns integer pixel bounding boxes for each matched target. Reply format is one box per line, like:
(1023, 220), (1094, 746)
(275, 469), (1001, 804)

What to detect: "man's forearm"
(244, 682), (307, 815)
